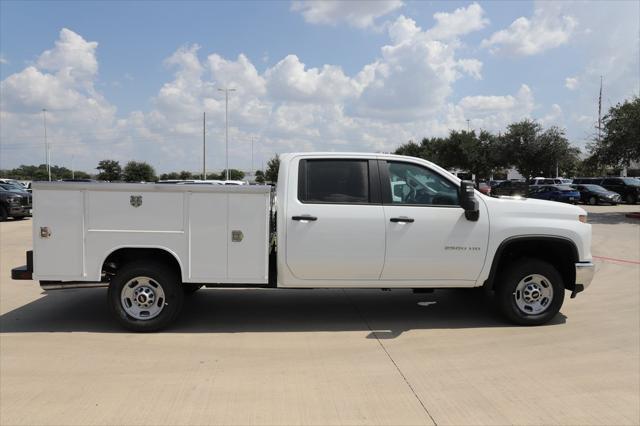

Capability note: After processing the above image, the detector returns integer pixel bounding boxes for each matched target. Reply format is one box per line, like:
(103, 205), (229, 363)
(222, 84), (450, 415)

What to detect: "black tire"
(495, 258), (565, 326)
(0, 205), (7, 222)
(13, 216), (26, 220)
(588, 196), (597, 205)
(183, 283), (203, 294)
(108, 260), (184, 332)
(625, 193), (637, 204)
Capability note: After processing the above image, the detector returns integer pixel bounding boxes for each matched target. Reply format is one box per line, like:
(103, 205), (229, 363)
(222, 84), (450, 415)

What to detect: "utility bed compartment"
(31, 182), (272, 284)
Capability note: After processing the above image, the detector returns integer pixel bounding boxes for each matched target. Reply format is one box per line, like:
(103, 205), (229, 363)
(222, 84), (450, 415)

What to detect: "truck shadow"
(0, 288), (566, 336)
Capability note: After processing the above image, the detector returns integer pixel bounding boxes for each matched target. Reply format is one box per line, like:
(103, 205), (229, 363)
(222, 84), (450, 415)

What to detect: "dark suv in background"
(490, 180), (529, 197)
(572, 177), (640, 204)
(0, 185), (32, 221)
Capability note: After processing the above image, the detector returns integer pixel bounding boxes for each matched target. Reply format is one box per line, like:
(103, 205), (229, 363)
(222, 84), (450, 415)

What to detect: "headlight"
(579, 215), (588, 223)
(7, 196), (21, 204)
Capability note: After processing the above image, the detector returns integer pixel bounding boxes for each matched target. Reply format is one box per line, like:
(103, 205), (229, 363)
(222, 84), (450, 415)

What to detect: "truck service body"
(12, 153), (595, 331)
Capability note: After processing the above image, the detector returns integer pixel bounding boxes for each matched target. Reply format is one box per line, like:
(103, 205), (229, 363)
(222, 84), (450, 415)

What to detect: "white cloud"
(457, 84), (535, 131)
(482, 5), (577, 55)
(540, 103), (564, 126)
(0, 55), (8, 65)
(565, 77), (579, 90)
(353, 12), (487, 121)
(265, 55), (357, 103)
(0, 13), (550, 173)
(291, 0), (403, 29)
(426, 2), (489, 41)
(457, 59), (483, 80)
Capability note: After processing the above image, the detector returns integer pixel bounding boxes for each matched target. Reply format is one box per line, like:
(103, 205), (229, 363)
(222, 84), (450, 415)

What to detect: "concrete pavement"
(1, 204), (638, 425)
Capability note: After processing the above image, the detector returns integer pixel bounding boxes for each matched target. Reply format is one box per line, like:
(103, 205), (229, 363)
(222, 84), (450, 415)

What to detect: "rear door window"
(298, 159), (371, 204)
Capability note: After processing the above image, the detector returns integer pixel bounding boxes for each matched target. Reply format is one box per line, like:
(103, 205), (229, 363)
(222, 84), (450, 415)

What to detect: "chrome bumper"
(572, 261), (595, 298)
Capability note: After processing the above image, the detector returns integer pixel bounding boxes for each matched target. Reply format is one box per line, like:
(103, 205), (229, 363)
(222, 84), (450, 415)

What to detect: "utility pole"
(71, 154), (75, 180)
(202, 112), (206, 180)
(251, 137), (255, 178)
(42, 109), (51, 181)
(218, 87), (236, 180)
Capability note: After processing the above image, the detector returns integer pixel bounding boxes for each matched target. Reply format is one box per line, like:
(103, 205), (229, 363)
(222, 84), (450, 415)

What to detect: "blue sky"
(1, 1), (638, 173)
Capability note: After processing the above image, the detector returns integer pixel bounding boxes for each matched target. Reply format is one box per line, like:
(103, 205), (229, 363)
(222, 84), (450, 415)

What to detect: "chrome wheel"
(120, 276), (166, 320)
(513, 274), (554, 315)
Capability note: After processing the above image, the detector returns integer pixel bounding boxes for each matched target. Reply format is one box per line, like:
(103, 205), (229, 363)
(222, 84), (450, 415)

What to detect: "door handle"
(390, 216), (414, 223)
(292, 215), (318, 221)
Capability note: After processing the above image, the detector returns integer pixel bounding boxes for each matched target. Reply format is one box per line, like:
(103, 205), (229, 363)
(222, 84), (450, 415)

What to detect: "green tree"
(265, 154), (280, 183)
(159, 172), (180, 180)
(122, 161), (156, 182)
(96, 160), (122, 181)
(179, 171), (194, 180)
(254, 170), (265, 184)
(73, 171), (91, 179)
(589, 96), (640, 168)
(219, 169), (245, 180)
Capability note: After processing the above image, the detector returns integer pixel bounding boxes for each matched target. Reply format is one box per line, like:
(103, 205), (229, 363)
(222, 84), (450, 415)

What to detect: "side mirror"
(459, 180), (479, 221)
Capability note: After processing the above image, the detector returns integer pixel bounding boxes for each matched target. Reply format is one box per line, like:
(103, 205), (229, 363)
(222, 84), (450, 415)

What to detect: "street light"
(42, 109), (51, 181)
(218, 87), (236, 180)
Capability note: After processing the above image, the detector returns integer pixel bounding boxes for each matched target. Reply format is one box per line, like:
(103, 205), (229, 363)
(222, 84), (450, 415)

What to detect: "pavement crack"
(343, 290), (438, 426)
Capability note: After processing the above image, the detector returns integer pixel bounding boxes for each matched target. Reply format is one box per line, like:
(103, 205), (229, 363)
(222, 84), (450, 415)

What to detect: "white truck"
(12, 153), (595, 331)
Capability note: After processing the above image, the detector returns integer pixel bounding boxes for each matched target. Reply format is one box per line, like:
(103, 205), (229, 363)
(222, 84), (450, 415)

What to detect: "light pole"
(251, 137), (255, 179)
(218, 87), (235, 180)
(42, 109), (51, 181)
(202, 112), (206, 180)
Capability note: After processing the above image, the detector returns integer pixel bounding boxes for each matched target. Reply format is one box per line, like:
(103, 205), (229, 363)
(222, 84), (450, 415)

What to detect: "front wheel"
(108, 261), (184, 332)
(588, 196), (597, 205)
(496, 258), (565, 326)
(626, 193), (637, 204)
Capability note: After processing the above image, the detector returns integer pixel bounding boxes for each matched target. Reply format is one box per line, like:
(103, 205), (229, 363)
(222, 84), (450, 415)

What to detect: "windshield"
(622, 178), (640, 186)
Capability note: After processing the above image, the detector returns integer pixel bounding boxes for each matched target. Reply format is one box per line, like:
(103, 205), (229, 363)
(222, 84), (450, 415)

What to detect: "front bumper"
(571, 261), (595, 298)
(8, 205), (32, 216)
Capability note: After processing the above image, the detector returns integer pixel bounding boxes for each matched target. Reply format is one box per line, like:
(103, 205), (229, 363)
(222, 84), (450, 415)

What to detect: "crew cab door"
(285, 158), (385, 281)
(378, 160), (489, 283)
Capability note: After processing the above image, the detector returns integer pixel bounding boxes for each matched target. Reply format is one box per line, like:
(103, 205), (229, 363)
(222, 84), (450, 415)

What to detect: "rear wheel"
(626, 193), (637, 204)
(496, 258), (565, 326)
(108, 261), (184, 332)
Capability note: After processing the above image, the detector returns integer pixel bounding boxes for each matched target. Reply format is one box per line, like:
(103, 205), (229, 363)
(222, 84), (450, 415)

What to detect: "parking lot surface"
(1, 204), (639, 425)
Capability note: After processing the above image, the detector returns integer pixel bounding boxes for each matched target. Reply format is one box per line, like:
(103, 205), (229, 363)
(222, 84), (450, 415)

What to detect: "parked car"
(573, 177), (640, 204)
(491, 180), (529, 197)
(530, 178), (573, 185)
(0, 186), (32, 221)
(477, 182), (491, 195)
(528, 185), (580, 204)
(0, 182), (29, 193)
(571, 184), (621, 205)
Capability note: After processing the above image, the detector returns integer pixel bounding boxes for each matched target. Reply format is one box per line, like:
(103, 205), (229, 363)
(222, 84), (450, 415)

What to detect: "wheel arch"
(485, 236), (578, 292)
(100, 246), (184, 283)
